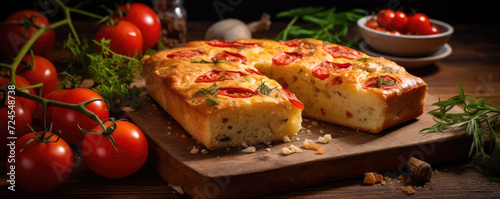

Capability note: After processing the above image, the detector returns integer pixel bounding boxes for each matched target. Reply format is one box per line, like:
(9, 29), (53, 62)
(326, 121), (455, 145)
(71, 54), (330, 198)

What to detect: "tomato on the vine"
(95, 20), (143, 58)
(376, 9), (395, 28)
(82, 120), (148, 179)
(36, 89), (69, 127)
(10, 132), (73, 193)
(52, 88), (109, 146)
(17, 55), (58, 97)
(364, 18), (379, 29)
(1, 99), (32, 151)
(115, 3), (161, 51)
(0, 75), (37, 113)
(0, 10), (55, 56)
(387, 11), (408, 30)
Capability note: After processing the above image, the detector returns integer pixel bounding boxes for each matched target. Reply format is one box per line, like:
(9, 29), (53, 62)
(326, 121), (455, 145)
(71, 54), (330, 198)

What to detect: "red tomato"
(326, 76), (344, 87)
(278, 39), (311, 49)
(0, 10), (55, 56)
(245, 68), (262, 75)
(364, 18), (379, 29)
(17, 55), (58, 97)
(272, 51), (309, 65)
(95, 20), (143, 58)
(36, 89), (69, 127)
(195, 70), (245, 83)
(311, 61), (352, 80)
(52, 88), (109, 146)
(0, 75), (37, 113)
(323, 45), (362, 60)
(115, 3), (161, 51)
(11, 132), (73, 192)
(429, 25), (441, 34)
(279, 88), (303, 110)
(1, 99), (32, 151)
(206, 39), (260, 48)
(216, 87), (257, 98)
(211, 51), (247, 64)
(82, 121), (148, 179)
(386, 11), (408, 30)
(363, 76), (398, 90)
(167, 49), (202, 58)
(406, 13), (433, 35)
(376, 9), (395, 28)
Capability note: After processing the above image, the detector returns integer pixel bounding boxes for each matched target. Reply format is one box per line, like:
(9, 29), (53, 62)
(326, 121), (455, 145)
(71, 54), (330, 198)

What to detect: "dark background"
(1, 0), (499, 25)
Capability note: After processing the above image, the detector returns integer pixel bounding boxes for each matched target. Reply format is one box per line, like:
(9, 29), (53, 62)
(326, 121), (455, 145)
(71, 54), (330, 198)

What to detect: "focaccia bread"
(141, 46), (303, 150)
(141, 38), (428, 149)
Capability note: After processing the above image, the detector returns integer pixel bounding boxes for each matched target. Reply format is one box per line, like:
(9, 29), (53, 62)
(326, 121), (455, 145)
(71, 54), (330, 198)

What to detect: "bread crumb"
(303, 118), (310, 123)
(363, 172), (385, 185)
(281, 147), (293, 155)
(295, 137), (300, 141)
(290, 144), (302, 153)
(201, 149), (208, 154)
(401, 186), (416, 195)
(311, 121), (318, 126)
(181, 134), (186, 138)
(316, 134), (332, 144)
(302, 141), (325, 154)
(241, 142), (248, 147)
(241, 146), (256, 153)
(265, 148), (271, 152)
(319, 129), (325, 134)
(167, 126), (172, 130)
(167, 132), (171, 135)
(398, 175), (404, 180)
(190, 146), (199, 154)
(283, 136), (291, 143)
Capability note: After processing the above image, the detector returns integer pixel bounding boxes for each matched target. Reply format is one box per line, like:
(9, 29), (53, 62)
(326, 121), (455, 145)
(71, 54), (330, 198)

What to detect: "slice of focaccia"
(141, 45), (303, 150)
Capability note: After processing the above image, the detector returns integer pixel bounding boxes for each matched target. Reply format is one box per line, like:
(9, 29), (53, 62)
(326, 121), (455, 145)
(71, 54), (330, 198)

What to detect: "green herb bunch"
(421, 83), (500, 181)
(275, 7), (365, 48)
(62, 35), (144, 108)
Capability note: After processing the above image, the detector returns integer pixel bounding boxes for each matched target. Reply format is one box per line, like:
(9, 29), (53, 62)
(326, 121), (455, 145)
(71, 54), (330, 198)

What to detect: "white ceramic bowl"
(357, 15), (453, 57)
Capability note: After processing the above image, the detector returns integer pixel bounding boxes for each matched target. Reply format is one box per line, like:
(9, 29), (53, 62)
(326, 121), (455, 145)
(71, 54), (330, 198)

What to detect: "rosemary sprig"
(255, 79), (277, 96)
(192, 83), (219, 105)
(421, 83), (500, 181)
(190, 59), (232, 64)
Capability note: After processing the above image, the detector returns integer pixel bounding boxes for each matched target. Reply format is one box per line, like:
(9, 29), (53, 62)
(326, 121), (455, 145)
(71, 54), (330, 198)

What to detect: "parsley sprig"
(192, 83), (219, 105)
(421, 83), (500, 181)
(275, 6), (365, 48)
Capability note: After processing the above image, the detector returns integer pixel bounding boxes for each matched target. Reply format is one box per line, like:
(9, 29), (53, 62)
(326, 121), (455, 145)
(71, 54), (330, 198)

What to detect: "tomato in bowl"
(357, 15), (453, 57)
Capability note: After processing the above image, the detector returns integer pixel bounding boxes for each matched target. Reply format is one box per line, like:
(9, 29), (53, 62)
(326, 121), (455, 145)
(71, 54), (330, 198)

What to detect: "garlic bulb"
(205, 13), (271, 41)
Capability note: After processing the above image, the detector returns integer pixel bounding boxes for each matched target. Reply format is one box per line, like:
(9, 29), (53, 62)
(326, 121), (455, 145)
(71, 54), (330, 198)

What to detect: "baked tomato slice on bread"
(279, 88), (303, 110)
(312, 61), (352, 80)
(195, 70), (246, 83)
(363, 76), (398, 90)
(272, 51), (309, 65)
(278, 39), (311, 49)
(323, 45), (362, 60)
(167, 49), (202, 58)
(216, 87), (257, 98)
(206, 39), (259, 48)
(211, 51), (248, 64)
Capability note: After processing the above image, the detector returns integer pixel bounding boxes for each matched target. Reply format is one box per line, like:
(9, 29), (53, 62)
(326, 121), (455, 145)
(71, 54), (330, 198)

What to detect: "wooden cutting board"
(126, 94), (470, 199)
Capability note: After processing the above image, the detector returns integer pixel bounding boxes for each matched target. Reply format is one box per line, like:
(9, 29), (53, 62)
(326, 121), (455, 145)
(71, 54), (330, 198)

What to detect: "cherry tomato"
(386, 11), (408, 30)
(272, 51), (309, 65)
(115, 3), (161, 51)
(311, 61), (352, 80)
(323, 45), (362, 60)
(17, 55), (58, 97)
(0, 75), (37, 113)
(195, 70), (245, 83)
(216, 87), (257, 98)
(1, 99), (32, 151)
(36, 89), (69, 127)
(245, 68), (262, 75)
(406, 13), (433, 35)
(95, 20), (143, 58)
(167, 49), (202, 58)
(211, 51), (247, 64)
(10, 132), (73, 192)
(429, 25), (441, 34)
(364, 18), (379, 29)
(206, 39), (260, 48)
(278, 39), (311, 49)
(0, 10), (55, 56)
(52, 88), (109, 146)
(325, 76), (344, 87)
(279, 88), (303, 110)
(363, 76), (398, 90)
(82, 121), (148, 179)
(376, 9), (395, 28)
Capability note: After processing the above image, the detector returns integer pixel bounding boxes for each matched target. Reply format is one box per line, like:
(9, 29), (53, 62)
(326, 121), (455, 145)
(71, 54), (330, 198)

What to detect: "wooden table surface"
(1, 20), (500, 198)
